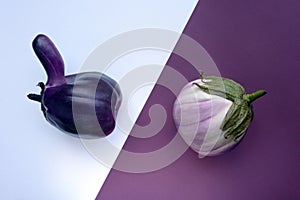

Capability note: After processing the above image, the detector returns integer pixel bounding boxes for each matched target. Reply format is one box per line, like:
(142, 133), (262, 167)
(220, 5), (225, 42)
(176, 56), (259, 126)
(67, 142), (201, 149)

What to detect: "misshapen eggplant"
(28, 34), (122, 137)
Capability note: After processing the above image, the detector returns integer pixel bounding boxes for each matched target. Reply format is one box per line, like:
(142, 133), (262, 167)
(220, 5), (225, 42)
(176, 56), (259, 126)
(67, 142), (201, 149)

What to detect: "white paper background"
(0, 0), (198, 199)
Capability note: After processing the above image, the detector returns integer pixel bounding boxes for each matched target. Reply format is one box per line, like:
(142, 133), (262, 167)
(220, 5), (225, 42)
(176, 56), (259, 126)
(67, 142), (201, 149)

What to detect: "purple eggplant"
(28, 34), (122, 137)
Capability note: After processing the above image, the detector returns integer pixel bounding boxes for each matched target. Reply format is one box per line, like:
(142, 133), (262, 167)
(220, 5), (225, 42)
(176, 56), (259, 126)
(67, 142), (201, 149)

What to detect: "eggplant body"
(28, 34), (122, 137)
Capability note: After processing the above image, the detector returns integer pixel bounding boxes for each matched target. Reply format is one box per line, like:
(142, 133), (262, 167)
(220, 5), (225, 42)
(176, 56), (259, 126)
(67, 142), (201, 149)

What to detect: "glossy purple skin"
(28, 34), (122, 137)
(32, 34), (65, 87)
(42, 72), (122, 137)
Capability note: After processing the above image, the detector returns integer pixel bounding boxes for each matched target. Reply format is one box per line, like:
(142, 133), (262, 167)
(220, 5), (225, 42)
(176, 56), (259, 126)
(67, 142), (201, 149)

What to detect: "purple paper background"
(97, 0), (300, 199)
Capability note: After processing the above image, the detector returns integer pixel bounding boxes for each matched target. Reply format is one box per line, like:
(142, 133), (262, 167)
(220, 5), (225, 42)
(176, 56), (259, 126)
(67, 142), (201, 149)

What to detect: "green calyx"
(193, 75), (266, 141)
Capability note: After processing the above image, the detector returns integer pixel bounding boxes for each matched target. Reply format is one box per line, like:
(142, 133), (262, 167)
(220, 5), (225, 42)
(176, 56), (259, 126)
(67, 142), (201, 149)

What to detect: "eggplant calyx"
(27, 82), (45, 103)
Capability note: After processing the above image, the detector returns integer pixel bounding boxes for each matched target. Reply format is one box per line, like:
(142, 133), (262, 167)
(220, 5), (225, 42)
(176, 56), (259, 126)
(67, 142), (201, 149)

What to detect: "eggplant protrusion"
(32, 34), (66, 87)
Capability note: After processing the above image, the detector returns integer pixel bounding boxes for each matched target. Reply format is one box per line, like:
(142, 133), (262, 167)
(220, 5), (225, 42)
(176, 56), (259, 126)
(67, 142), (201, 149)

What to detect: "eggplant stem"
(27, 94), (42, 102)
(244, 90), (267, 104)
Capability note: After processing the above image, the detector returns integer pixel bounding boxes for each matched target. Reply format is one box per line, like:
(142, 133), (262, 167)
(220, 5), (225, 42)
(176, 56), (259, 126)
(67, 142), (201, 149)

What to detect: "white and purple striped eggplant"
(28, 34), (122, 137)
(173, 74), (266, 157)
